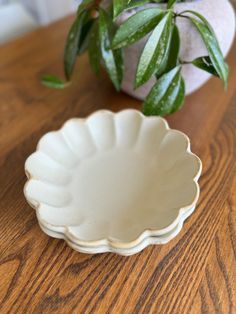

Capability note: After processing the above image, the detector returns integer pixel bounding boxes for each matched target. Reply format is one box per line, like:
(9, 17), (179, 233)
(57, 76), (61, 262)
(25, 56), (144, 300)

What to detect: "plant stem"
(179, 59), (191, 65)
(174, 12), (189, 19)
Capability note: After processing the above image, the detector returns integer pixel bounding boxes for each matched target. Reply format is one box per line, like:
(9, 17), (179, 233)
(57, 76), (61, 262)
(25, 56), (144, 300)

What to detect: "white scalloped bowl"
(38, 204), (195, 256)
(24, 110), (202, 254)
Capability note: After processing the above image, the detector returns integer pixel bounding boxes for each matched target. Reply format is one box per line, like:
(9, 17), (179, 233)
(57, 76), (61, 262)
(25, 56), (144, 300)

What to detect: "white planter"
(118, 0), (235, 100)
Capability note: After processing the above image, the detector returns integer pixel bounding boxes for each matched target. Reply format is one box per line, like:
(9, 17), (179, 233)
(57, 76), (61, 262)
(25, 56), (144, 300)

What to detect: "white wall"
(0, 0), (38, 43)
(21, 0), (77, 25)
(0, 0), (79, 43)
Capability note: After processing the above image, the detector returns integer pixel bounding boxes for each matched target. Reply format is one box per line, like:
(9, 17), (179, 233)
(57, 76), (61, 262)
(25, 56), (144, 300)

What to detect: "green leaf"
(154, 24), (173, 78)
(165, 24), (180, 71)
(77, 0), (93, 15)
(170, 77), (185, 113)
(180, 10), (214, 33)
(143, 66), (184, 116)
(135, 11), (173, 88)
(99, 8), (123, 90)
(77, 19), (94, 55)
(113, 0), (129, 19)
(112, 0), (150, 18)
(64, 11), (88, 80)
(155, 23), (180, 78)
(88, 20), (101, 74)
(41, 75), (69, 89)
(112, 8), (164, 49)
(167, 0), (178, 9)
(192, 56), (219, 76)
(185, 11), (228, 86)
(125, 0), (150, 11)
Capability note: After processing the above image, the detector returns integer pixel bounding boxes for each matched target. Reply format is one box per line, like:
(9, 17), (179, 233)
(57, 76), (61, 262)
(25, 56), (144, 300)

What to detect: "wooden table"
(0, 15), (235, 314)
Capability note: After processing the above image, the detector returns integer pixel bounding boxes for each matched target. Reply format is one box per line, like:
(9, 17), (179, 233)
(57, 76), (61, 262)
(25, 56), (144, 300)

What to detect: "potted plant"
(42, 0), (235, 116)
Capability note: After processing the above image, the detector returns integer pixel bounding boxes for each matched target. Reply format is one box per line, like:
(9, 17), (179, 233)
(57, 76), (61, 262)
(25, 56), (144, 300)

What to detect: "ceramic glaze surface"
(24, 110), (202, 254)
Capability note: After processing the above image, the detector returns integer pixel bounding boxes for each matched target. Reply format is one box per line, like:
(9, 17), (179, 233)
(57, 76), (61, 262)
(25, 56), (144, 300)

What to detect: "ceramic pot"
(117, 0), (235, 100)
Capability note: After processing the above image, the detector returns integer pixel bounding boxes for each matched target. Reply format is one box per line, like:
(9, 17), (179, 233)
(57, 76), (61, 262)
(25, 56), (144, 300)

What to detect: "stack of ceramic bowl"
(24, 110), (202, 256)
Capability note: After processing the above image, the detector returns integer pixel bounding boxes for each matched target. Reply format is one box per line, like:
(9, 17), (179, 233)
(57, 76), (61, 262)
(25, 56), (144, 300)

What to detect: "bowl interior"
(25, 111), (200, 244)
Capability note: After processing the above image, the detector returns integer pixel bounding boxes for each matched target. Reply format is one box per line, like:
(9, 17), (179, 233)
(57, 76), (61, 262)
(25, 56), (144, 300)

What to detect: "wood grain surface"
(0, 15), (235, 314)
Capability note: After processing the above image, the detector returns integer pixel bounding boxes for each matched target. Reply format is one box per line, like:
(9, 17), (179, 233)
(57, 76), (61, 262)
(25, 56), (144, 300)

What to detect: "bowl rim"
(38, 205), (195, 256)
(24, 109), (202, 251)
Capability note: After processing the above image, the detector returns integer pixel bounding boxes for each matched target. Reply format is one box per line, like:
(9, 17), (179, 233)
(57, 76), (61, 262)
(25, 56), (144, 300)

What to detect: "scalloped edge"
(38, 205), (195, 256)
(24, 109), (202, 253)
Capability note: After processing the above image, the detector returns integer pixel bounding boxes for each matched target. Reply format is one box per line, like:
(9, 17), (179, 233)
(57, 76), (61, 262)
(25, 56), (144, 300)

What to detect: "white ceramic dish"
(38, 205), (195, 256)
(24, 109), (202, 255)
